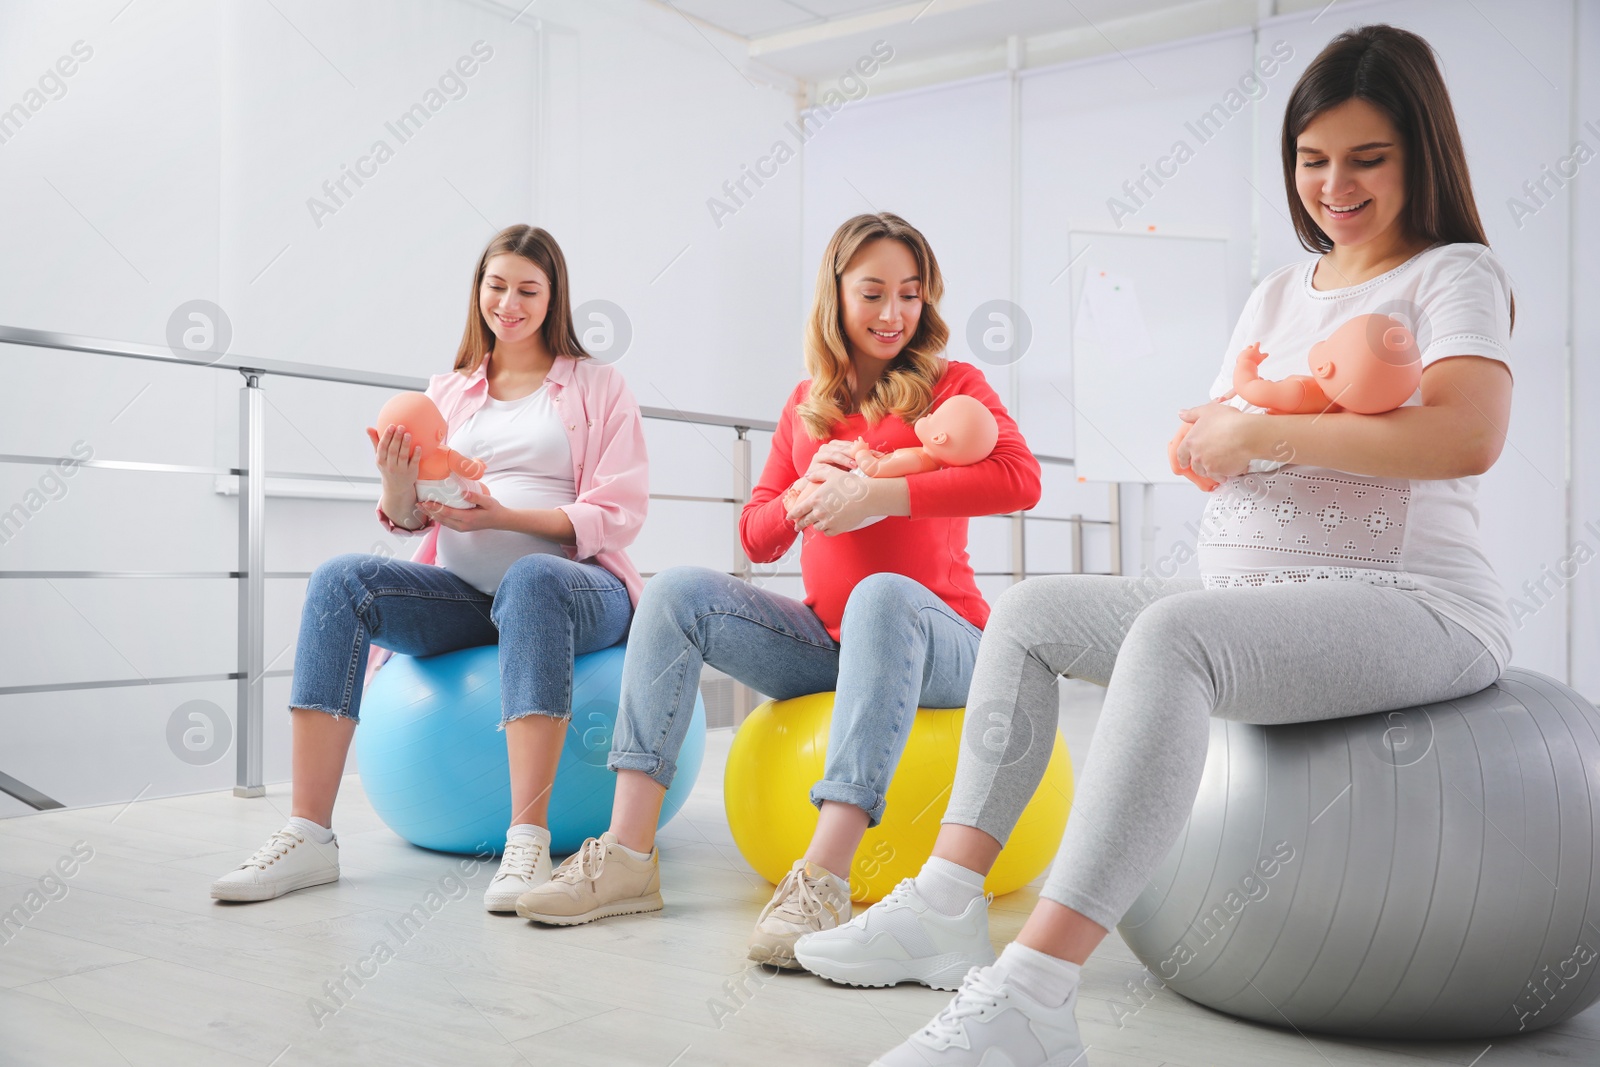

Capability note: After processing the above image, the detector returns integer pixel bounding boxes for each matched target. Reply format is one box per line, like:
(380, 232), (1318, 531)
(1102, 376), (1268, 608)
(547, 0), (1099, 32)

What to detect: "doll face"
(1294, 98), (1409, 253)
(838, 238), (923, 369)
(913, 406), (957, 452)
(479, 254), (551, 347)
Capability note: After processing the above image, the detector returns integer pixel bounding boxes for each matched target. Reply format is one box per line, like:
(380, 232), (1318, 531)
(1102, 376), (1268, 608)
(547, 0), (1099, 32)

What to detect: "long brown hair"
(454, 225), (589, 374)
(797, 213), (950, 439)
(1282, 25), (1513, 326)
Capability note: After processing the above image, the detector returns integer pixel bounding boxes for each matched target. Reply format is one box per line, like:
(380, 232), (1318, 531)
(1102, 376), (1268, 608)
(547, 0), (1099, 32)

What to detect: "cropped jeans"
(289, 551), (632, 725)
(608, 566), (982, 826)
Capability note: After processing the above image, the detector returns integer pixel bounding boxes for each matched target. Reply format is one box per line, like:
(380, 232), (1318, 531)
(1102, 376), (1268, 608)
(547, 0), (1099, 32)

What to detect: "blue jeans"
(290, 552), (632, 725)
(608, 566), (982, 826)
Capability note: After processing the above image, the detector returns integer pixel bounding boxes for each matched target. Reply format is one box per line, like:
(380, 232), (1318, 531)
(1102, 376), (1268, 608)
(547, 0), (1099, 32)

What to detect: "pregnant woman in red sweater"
(514, 213), (1042, 964)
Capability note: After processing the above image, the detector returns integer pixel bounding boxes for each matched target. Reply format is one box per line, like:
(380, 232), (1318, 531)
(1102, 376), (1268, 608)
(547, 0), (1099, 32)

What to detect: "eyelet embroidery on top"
(1203, 567), (1417, 590)
(1198, 466), (1413, 586)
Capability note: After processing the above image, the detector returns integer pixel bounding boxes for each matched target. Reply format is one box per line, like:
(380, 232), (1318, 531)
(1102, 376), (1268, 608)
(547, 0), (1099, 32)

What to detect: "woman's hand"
(1174, 401), (1261, 484)
(367, 423), (421, 493)
(418, 484), (509, 533)
(787, 468), (877, 536)
(801, 439), (860, 483)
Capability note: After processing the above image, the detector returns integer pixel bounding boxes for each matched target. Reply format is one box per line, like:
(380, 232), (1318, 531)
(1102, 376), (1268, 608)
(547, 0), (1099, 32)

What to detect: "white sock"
(288, 816), (334, 844)
(993, 942), (1081, 1008)
(506, 824), (550, 847)
(609, 837), (652, 861)
(914, 857), (986, 916)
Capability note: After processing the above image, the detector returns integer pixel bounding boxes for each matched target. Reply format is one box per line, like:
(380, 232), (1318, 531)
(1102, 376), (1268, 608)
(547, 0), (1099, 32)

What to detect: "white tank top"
(434, 384), (576, 595)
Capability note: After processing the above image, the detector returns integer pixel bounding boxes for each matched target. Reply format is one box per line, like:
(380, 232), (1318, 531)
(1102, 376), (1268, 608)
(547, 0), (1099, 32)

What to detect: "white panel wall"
(1573, 0), (1600, 698)
(0, 0), (805, 812)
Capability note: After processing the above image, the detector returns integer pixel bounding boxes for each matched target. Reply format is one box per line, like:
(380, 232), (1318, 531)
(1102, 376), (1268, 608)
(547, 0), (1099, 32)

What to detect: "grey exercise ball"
(1117, 668), (1600, 1039)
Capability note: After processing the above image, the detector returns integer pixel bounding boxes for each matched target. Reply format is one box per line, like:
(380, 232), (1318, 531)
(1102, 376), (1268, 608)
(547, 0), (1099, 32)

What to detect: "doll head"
(1308, 313), (1422, 414)
(912, 394), (999, 466)
(369, 393), (455, 480)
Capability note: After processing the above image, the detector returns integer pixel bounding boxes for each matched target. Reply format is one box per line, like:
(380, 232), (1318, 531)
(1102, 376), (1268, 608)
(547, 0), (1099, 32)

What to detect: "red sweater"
(740, 361), (1042, 640)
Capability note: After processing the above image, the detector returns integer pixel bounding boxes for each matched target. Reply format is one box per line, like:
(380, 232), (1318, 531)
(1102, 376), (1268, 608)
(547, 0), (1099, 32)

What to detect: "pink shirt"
(365, 351), (648, 678)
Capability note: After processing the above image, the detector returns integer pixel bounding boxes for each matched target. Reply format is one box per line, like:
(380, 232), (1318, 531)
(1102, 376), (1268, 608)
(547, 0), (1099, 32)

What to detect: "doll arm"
(1231, 343), (1334, 415)
(446, 449), (486, 481)
(861, 447), (943, 479)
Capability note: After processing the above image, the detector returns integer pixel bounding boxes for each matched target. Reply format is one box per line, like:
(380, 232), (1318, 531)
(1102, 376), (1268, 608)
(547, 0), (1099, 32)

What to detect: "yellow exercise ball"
(725, 692), (1074, 903)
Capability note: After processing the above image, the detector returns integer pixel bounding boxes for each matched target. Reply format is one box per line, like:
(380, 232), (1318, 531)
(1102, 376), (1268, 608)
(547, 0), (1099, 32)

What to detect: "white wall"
(0, 0), (805, 813)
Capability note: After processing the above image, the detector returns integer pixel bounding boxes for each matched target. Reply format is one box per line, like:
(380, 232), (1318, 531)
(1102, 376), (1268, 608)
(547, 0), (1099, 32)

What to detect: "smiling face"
(1294, 97), (1409, 250)
(838, 238), (923, 368)
(478, 253), (551, 348)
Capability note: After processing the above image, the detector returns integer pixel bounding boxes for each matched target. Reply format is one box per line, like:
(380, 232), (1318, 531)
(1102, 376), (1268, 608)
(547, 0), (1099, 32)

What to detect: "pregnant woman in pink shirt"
(209, 226), (648, 913)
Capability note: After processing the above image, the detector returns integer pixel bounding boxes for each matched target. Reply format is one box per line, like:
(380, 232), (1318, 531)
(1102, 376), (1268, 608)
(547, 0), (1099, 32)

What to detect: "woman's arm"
(901, 365), (1042, 518)
(555, 372), (649, 556)
(1182, 355), (1511, 481)
(740, 386), (806, 562)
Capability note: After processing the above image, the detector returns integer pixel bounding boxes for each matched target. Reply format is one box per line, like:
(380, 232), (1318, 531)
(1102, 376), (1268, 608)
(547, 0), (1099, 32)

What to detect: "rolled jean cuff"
(291, 702), (359, 724)
(810, 779), (885, 828)
(608, 750), (676, 790)
(1038, 880), (1121, 934)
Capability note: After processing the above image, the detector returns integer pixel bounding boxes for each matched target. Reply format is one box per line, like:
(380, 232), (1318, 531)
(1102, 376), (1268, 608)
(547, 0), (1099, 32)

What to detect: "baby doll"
(367, 392), (486, 509)
(786, 394), (1000, 533)
(1168, 312), (1422, 492)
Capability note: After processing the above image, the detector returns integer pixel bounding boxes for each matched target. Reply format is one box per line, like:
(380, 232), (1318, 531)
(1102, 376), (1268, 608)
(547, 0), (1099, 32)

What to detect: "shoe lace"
(243, 829), (303, 870)
(496, 839), (544, 880)
(921, 966), (1009, 1047)
(761, 865), (841, 927)
(552, 836), (607, 885)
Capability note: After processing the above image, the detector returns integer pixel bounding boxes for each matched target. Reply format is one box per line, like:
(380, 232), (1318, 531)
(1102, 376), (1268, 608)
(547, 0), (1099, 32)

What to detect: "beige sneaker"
(514, 831), (662, 925)
(748, 859), (851, 969)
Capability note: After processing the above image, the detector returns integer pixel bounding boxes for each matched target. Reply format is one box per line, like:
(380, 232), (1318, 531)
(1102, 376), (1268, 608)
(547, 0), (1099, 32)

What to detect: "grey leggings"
(944, 574), (1502, 932)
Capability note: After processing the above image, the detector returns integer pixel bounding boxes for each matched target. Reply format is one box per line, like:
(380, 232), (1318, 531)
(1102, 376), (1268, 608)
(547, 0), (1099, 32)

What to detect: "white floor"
(2, 681), (1598, 1066)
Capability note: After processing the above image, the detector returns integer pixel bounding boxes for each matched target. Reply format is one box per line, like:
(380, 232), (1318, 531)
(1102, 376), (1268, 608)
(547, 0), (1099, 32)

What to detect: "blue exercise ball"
(1118, 668), (1600, 1039)
(355, 643), (706, 856)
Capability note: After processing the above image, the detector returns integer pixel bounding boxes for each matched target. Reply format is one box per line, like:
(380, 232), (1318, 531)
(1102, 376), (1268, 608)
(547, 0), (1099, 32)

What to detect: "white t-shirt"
(1195, 242), (1516, 672)
(434, 385), (576, 595)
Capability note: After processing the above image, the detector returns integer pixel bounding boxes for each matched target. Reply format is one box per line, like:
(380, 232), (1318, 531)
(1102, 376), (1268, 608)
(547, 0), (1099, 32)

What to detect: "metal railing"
(0, 323), (1121, 801)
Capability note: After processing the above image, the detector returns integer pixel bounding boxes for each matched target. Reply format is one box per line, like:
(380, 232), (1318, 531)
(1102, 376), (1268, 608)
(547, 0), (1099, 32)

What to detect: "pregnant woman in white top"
(211, 226), (650, 913)
(811, 26), (1520, 1067)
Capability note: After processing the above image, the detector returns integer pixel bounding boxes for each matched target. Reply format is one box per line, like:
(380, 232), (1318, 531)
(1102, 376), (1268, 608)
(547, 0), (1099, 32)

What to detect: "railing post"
(732, 427), (751, 581)
(1108, 482), (1123, 576)
(1070, 513), (1084, 576)
(235, 372), (266, 798)
(730, 427), (757, 726)
(1011, 511), (1025, 584)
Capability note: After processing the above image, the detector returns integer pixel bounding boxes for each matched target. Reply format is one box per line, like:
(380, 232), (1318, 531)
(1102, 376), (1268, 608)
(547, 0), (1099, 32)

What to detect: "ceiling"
(662, 0), (1278, 85)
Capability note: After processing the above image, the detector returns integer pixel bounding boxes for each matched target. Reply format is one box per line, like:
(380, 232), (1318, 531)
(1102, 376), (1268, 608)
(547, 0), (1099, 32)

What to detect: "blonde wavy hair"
(796, 213), (949, 440)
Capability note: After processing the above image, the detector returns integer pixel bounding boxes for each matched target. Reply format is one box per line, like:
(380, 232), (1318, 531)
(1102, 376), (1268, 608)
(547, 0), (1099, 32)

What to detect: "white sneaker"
(211, 825), (339, 902)
(871, 963), (1088, 1067)
(747, 859), (852, 969)
(483, 836), (552, 912)
(794, 877), (995, 990)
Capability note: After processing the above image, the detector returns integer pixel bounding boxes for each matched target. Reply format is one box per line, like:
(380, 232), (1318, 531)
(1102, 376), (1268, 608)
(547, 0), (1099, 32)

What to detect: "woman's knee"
(1119, 591), (1212, 672)
(985, 576), (1090, 650)
(840, 572), (925, 632)
(633, 566), (730, 633)
(308, 552), (379, 604)
(495, 553), (573, 606)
